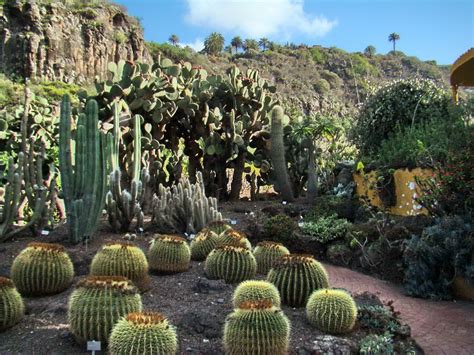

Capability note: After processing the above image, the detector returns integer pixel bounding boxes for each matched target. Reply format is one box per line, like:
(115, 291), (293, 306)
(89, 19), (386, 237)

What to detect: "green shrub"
(306, 195), (347, 219)
(320, 70), (341, 89)
(262, 215), (298, 244)
(301, 214), (349, 243)
(313, 79), (330, 95)
(309, 47), (326, 64)
(359, 332), (394, 354)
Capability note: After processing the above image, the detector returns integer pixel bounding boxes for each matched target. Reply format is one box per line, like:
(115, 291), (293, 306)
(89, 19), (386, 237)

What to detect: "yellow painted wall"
(353, 168), (434, 216)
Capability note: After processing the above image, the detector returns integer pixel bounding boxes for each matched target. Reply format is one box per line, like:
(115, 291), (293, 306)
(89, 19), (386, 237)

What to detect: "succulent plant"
(216, 229), (252, 250)
(0, 277), (25, 331)
(0, 156), (24, 241)
(109, 311), (178, 355)
(306, 289), (357, 334)
(90, 242), (150, 291)
(148, 235), (191, 273)
(11, 242), (74, 296)
(59, 96), (112, 244)
(223, 299), (290, 355)
(206, 221), (232, 236)
(267, 254), (329, 307)
(68, 276), (142, 344)
(190, 228), (219, 261)
(253, 241), (290, 274)
(205, 245), (257, 284)
(233, 280), (281, 308)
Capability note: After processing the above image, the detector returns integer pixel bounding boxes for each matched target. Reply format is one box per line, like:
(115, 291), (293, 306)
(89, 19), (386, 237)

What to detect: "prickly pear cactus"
(90, 242), (150, 291)
(206, 221), (232, 236)
(11, 243), (74, 296)
(148, 235), (191, 273)
(233, 280), (281, 308)
(306, 289), (357, 334)
(223, 299), (290, 355)
(0, 277), (25, 331)
(190, 228), (219, 261)
(216, 229), (252, 250)
(205, 245), (257, 284)
(267, 254), (329, 307)
(109, 312), (178, 355)
(253, 241), (290, 274)
(68, 276), (142, 344)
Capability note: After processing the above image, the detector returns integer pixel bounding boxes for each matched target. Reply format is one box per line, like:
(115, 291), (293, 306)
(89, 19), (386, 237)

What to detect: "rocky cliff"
(0, 0), (151, 82)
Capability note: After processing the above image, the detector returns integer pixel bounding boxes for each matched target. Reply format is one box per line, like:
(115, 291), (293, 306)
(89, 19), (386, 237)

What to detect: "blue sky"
(115, 0), (473, 65)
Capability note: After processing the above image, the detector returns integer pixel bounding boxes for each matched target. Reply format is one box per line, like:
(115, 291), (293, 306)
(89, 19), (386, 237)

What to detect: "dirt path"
(324, 263), (474, 355)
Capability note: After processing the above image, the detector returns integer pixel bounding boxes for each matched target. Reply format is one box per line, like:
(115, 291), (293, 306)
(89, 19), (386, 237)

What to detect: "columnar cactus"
(11, 242), (74, 296)
(90, 242), (150, 291)
(106, 106), (149, 232)
(68, 276), (142, 344)
(151, 172), (222, 234)
(109, 312), (178, 355)
(223, 299), (290, 355)
(59, 95), (112, 244)
(267, 254), (329, 307)
(253, 241), (290, 274)
(205, 245), (257, 283)
(190, 228), (219, 261)
(233, 280), (281, 308)
(0, 156), (23, 241)
(206, 221), (232, 236)
(306, 289), (357, 334)
(270, 106), (294, 202)
(216, 229), (252, 249)
(0, 277), (25, 331)
(148, 235), (191, 273)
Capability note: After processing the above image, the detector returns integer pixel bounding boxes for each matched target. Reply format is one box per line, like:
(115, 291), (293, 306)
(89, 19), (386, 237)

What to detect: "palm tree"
(230, 36), (243, 54)
(364, 45), (376, 57)
(388, 33), (400, 52)
(259, 37), (270, 51)
(168, 34), (179, 46)
(204, 32), (225, 55)
(243, 39), (259, 53)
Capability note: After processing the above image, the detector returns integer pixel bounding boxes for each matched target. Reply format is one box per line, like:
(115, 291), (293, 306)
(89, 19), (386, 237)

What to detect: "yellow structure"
(353, 168), (433, 216)
(450, 48), (474, 102)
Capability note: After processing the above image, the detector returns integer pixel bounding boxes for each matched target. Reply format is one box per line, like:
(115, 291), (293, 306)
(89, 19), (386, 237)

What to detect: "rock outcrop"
(0, 0), (151, 82)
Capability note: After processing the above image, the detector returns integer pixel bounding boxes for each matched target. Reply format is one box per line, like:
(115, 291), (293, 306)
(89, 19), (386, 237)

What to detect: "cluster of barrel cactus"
(90, 242), (150, 290)
(68, 276), (143, 343)
(205, 245), (257, 283)
(253, 241), (290, 274)
(0, 277), (24, 331)
(148, 235), (191, 273)
(233, 280), (281, 308)
(11, 242), (74, 296)
(109, 312), (178, 355)
(267, 254), (329, 307)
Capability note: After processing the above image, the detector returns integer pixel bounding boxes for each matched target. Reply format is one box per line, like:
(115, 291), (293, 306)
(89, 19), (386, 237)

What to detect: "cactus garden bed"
(0, 211), (420, 354)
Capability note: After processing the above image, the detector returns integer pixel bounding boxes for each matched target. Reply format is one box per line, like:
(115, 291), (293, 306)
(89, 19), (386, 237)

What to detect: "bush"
(309, 47), (326, 64)
(354, 78), (450, 156)
(301, 214), (349, 243)
(262, 215), (298, 244)
(313, 78), (330, 95)
(403, 215), (473, 300)
(359, 332), (394, 354)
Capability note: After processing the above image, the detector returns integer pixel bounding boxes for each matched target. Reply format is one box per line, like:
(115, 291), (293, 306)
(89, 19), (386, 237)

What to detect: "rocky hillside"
(0, 0), (150, 83)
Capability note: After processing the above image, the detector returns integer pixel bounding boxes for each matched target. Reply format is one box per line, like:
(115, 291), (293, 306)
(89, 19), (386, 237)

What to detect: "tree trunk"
(307, 142), (318, 202)
(229, 152), (245, 201)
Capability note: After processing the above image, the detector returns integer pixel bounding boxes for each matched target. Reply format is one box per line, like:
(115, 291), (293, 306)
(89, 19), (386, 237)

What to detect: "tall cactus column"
(270, 106), (294, 202)
(59, 95), (111, 244)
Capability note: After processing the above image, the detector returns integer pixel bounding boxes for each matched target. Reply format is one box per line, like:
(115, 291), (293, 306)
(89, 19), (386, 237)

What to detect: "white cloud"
(184, 0), (337, 39)
(180, 38), (205, 52)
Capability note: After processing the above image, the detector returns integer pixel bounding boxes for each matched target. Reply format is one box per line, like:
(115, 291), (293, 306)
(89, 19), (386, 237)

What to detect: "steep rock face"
(0, 0), (151, 82)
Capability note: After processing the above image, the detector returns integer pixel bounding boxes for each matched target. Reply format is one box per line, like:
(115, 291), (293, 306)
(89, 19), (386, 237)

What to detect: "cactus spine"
(216, 229), (252, 249)
(270, 106), (294, 202)
(306, 289), (357, 334)
(253, 241), (290, 274)
(11, 242), (74, 296)
(0, 277), (24, 331)
(90, 242), (150, 291)
(223, 299), (290, 355)
(233, 280), (281, 308)
(205, 245), (257, 284)
(190, 228), (219, 261)
(148, 235), (191, 273)
(109, 312), (178, 355)
(267, 254), (329, 307)
(68, 276), (142, 344)
(59, 95), (111, 244)
(151, 172), (222, 234)
(106, 105), (149, 232)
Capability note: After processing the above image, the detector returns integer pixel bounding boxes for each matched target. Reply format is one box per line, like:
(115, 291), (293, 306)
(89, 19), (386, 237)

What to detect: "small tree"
(231, 36), (243, 54)
(388, 33), (400, 52)
(204, 32), (225, 55)
(259, 37), (270, 51)
(243, 39), (259, 53)
(364, 45), (376, 57)
(168, 34), (179, 46)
